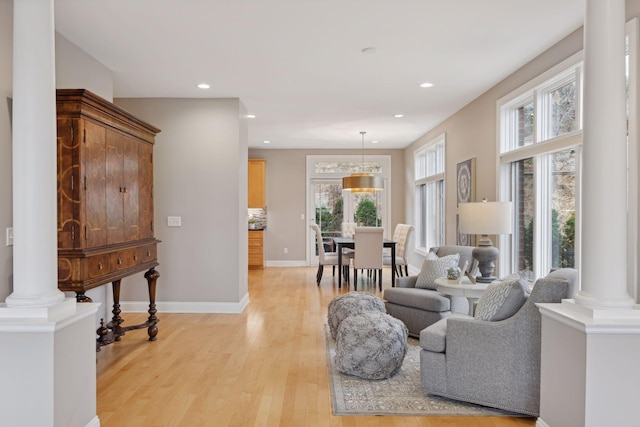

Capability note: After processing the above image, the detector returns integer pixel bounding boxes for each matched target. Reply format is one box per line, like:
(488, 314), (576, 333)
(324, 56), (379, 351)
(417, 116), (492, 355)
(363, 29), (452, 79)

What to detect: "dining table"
(332, 236), (397, 289)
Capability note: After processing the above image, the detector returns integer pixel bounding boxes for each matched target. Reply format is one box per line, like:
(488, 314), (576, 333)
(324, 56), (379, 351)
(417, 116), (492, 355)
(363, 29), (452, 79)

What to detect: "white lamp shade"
(459, 201), (513, 235)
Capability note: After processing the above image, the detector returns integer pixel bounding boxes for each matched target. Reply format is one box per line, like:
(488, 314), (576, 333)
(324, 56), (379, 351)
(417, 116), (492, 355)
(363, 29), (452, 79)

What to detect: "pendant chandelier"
(342, 131), (384, 193)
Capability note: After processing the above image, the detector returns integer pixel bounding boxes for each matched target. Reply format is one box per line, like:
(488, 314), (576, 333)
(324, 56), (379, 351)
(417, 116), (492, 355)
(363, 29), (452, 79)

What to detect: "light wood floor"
(96, 266), (536, 427)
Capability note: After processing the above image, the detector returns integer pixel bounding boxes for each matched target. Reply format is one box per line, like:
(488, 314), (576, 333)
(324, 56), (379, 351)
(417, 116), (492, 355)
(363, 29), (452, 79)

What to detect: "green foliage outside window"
(354, 198), (380, 226)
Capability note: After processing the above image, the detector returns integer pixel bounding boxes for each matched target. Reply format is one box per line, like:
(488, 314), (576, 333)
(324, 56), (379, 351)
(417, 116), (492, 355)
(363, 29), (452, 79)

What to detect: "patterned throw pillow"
(415, 252), (460, 290)
(474, 275), (528, 321)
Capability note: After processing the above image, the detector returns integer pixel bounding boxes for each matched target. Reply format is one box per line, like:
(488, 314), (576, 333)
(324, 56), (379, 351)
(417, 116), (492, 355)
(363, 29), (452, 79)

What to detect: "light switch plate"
(6, 227), (13, 246)
(167, 216), (182, 227)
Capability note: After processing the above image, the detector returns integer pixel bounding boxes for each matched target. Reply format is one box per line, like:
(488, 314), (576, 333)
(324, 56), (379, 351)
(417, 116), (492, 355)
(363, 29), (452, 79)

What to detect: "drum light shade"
(343, 131), (384, 193)
(342, 173), (385, 193)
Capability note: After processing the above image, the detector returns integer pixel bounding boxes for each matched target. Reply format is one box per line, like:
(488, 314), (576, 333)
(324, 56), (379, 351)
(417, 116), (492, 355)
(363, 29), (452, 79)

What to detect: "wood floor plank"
(96, 266), (536, 426)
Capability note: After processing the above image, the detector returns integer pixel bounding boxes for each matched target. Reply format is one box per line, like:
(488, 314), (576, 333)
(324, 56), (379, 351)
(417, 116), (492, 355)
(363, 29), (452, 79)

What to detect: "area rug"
(325, 325), (522, 416)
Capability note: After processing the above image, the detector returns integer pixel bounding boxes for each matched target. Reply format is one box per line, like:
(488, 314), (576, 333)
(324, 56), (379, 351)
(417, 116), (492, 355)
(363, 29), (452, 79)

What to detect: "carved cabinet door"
(82, 119), (108, 249)
(138, 142), (154, 240)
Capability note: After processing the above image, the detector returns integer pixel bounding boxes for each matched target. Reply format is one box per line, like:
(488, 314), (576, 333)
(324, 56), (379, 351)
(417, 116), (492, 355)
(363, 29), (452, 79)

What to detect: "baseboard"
(86, 416), (101, 427)
(535, 418), (550, 427)
(265, 260), (308, 267)
(120, 293), (250, 314)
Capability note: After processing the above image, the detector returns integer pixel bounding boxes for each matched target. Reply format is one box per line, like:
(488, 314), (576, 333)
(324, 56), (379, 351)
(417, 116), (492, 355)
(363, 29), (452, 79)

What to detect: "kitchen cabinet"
(248, 159), (266, 208)
(248, 230), (264, 269)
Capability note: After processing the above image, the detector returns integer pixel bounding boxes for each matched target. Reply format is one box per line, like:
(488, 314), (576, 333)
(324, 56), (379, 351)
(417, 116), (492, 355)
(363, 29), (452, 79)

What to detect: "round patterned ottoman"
(334, 311), (408, 379)
(327, 292), (386, 339)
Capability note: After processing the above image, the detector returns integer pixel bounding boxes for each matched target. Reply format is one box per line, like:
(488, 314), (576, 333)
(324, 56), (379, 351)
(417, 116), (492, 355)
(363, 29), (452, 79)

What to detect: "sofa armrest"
(395, 275), (418, 288)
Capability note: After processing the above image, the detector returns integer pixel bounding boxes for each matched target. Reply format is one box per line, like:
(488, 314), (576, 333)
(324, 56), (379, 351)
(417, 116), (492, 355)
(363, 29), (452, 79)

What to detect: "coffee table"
(434, 277), (490, 316)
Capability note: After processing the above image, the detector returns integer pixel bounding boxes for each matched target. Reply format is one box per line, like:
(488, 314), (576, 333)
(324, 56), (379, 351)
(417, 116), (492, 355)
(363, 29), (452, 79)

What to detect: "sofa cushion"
(383, 287), (451, 312)
(415, 252), (460, 290)
(475, 275), (528, 321)
(419, 313), (471, 353)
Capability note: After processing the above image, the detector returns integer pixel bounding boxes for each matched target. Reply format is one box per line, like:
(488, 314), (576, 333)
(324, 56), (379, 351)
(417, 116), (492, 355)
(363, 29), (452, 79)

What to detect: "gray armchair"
(419, 268), (578, 416)
(383, 245), (475, 337)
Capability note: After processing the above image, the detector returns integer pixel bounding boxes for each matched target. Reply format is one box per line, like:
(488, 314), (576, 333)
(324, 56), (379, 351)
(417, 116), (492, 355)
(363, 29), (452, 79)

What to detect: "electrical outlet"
(300, 213), (305, 220)
(284, 247), (288, 254)
(6, 227), (13, 246)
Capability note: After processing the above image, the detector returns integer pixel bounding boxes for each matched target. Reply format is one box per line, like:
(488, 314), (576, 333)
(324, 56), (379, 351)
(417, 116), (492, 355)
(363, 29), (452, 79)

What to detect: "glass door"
(306, 155), (391, 264)
(309, 179), (385, 264)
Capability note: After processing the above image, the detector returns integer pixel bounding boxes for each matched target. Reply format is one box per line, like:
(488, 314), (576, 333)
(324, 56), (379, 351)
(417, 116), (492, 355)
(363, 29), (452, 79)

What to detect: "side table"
(435, 277), (490, 316)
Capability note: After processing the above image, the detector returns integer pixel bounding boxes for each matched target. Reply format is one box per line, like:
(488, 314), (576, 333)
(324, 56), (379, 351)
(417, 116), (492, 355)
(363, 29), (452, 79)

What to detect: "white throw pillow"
(415, 253), (460, 290)
(474, 275), (528, 321)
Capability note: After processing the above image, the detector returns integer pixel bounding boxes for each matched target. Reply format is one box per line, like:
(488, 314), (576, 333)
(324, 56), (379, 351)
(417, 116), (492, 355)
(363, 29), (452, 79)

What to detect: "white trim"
(121, 294), (250, 314)
(414, 134), (446, 253)
(535, 418), (551, 427)
(499, 132), (582, 164)
(266, 260), (308, 267)
(627, 18), (639, 302)
(497, 51), (584, 110)
(86, 416), (101, 427)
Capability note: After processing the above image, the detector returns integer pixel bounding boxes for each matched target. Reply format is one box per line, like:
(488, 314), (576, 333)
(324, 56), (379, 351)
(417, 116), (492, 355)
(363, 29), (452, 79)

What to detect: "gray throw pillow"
(415, 253), (460, 290)
(475, 275), (528, 321)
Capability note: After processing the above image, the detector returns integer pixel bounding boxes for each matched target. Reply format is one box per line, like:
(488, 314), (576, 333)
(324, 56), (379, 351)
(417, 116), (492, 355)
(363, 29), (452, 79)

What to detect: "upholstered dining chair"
(310, 224), (340, 286)
(383, 224), (413, 277)
(340, 222), (356, 273)
(352, 227), (384, 291)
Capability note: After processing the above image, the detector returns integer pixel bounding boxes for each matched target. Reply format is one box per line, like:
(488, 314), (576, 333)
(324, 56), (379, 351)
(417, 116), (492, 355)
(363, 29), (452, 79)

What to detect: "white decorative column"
(0, 1), (100, 426)
(6, 0), (64, 308)
(577, 0), (634, 309)
(537, 1), (640, 426)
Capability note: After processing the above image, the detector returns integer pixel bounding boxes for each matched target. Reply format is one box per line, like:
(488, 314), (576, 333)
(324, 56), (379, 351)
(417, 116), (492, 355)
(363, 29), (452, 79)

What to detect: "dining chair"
(383, 224), (414, 277)
(340, 222), (356, 275)
(353, 227), (384, 291)
(310, 224), (340, 286)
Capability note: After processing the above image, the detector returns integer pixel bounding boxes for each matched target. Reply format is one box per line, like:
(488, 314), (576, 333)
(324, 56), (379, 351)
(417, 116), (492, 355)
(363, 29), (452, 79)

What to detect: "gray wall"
(0, 0), (13, 301)
(403, 27), (584, 274)
(55, 33), (114, 101)
(248, 148), (405, 263)
(114, 98), (249, 304)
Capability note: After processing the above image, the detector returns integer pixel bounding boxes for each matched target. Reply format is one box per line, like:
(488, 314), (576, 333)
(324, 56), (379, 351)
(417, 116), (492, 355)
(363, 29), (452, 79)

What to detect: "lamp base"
(472, 236), (499, 284)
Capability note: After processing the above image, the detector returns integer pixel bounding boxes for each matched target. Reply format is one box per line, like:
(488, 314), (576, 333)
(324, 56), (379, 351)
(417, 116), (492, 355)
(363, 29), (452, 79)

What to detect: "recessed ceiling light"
(197, 83), (210, 89)
(393, 114), (404, 118)
(246, 114), (256, 119)
(263, 140), (271, 144)
(420, 82), (434, 88)
(372, 140), (379, 144)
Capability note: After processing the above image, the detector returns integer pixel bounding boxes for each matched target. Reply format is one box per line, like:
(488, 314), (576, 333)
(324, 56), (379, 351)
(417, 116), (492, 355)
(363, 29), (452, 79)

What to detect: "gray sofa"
(419, 268), (578, 416)
(383, 246), (475, 337)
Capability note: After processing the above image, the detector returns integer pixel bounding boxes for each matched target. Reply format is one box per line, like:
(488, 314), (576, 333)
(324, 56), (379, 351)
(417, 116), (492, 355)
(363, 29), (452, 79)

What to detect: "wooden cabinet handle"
(147, 251), (151, 257)
(134, 254), (138, 261)
(117, 257), (122, 265)
(98, 262), (103, 270)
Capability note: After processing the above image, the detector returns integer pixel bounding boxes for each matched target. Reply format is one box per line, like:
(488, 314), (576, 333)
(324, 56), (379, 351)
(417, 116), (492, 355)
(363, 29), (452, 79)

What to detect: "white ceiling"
(53, 0), (585, 149)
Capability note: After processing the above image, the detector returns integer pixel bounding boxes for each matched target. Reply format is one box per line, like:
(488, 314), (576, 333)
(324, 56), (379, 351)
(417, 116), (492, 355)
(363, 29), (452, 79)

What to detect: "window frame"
(497, 52), (584, 280)
(414, 134), (446, 256)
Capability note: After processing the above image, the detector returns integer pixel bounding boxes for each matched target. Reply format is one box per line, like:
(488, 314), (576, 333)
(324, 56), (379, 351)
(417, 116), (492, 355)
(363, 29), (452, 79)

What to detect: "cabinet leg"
(75, 292), (93, 303)
(145, 268), (160, 341)
(111, 279), (124, 341)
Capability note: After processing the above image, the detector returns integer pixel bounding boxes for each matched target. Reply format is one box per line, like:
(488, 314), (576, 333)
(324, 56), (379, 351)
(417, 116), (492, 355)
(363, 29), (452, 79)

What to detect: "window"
(415, 134), (445, 254)
(498, 55), (582, 280)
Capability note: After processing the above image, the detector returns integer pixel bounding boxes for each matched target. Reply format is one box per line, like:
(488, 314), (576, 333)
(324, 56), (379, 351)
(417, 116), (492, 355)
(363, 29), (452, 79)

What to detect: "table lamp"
(459, 199), (513, 283)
